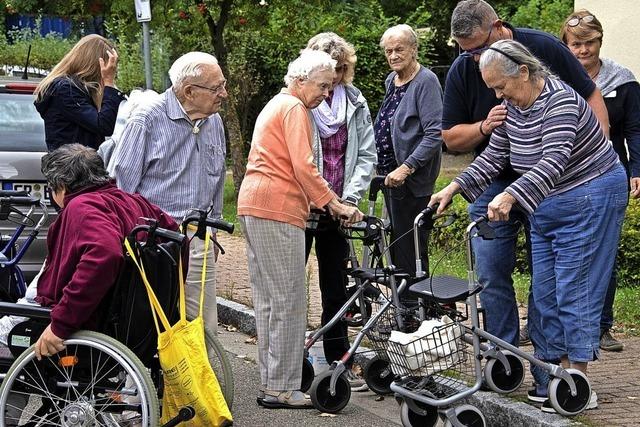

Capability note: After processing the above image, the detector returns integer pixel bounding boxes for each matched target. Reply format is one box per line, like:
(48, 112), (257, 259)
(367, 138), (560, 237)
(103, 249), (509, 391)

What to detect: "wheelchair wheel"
(547, 368), (591, 416)
(483, 350), (525, 394)
(363, 355), (393, 395)
(443, 404), (486, 427)
(0, 330), (159, 426)
(400, 399), (438, 427)
(310, 369), (351, 414)
(301, 357), (315, 393)
(205, 327), (234, 409)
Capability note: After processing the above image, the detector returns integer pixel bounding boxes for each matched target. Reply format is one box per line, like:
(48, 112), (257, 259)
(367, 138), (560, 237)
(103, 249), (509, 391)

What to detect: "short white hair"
(168, 52), (218, 88)
(284, 49), (336, 86)
(380, 24), (418, 48)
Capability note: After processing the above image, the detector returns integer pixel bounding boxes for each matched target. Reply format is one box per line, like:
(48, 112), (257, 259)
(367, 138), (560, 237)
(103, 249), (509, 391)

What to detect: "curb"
(217, 296), (584, 427)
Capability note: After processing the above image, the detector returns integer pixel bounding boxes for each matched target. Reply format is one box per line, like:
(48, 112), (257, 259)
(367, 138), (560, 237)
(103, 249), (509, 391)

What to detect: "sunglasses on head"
(567, 15), (594, 27)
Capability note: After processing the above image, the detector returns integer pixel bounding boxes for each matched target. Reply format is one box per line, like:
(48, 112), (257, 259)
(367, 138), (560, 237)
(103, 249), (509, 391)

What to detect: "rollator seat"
(408, 275), (472, 303)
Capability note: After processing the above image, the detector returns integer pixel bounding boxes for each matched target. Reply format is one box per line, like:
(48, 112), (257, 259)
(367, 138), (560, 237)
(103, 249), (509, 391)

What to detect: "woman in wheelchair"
(0, 144), (178, 426)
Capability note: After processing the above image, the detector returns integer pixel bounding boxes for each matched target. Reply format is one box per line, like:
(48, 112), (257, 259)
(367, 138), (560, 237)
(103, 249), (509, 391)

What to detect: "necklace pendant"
(192, 126), (200, 135)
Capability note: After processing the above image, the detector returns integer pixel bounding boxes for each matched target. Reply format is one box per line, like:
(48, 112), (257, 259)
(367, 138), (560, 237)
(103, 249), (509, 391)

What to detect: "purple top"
(321, 93), (348, 197)
(374, 82), (410, 175)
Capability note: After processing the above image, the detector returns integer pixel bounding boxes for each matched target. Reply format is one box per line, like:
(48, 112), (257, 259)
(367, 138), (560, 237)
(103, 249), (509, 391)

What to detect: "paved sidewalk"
(216, 232), (640, 427)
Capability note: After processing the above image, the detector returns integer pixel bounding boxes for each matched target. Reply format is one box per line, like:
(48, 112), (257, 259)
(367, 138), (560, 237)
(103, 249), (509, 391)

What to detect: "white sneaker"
(346, 370), (369, 392)
(541, 391), (597, 413)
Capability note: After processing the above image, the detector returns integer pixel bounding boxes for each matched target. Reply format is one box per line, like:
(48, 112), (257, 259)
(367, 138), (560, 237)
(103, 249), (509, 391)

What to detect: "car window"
(0, 93), (46, 152)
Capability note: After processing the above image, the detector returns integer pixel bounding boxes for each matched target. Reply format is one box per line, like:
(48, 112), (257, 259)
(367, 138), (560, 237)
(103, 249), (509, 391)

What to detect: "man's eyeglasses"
(458, 23), (494, 57)
(191, 80), (227, 95)
(567, 15), (594, 27)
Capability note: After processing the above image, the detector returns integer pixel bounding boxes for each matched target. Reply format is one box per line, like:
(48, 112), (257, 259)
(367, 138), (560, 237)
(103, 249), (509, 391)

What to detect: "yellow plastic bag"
(125, 236), (232, 426)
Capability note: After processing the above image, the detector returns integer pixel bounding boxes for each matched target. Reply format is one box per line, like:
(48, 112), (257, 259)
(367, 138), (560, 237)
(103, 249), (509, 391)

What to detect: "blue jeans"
(469, 179), (548, 386)
(469, 179), (528, 346)
(529, 164), (627, 363)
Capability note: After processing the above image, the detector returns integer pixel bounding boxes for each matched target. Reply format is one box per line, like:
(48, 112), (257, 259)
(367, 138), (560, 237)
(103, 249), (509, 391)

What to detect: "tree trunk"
(223, 95), (246, 196)
(199, 0), (245, 197)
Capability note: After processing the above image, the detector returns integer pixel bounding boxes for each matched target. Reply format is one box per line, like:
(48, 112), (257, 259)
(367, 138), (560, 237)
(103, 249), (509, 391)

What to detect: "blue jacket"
(34, 76), (125, 151)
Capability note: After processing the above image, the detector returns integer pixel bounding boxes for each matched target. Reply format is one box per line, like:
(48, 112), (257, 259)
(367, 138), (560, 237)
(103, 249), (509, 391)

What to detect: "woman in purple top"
(305, 32), (376, 390)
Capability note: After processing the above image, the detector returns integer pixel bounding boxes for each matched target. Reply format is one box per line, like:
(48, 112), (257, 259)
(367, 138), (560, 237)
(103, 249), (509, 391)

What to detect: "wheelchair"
(0, 203), (234, 427)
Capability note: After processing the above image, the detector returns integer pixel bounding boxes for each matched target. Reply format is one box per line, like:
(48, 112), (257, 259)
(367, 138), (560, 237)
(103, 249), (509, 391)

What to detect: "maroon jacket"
(35, 181), (178, 338)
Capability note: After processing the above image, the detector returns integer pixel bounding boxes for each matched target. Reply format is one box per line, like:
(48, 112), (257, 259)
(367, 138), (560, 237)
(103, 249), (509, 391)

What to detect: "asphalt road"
(217, 327), (404, 427)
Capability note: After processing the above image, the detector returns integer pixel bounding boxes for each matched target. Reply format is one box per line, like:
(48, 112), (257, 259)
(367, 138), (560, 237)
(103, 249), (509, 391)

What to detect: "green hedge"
(431, 179), (640, 288)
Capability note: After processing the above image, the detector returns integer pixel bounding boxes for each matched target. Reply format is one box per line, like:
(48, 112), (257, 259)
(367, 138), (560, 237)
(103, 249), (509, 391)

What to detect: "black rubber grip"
(206, 218), (234, 234)
(0, 195), (41, 206)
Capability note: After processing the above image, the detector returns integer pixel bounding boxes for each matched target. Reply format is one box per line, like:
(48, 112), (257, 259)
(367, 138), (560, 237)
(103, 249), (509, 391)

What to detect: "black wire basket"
(367, 305), (475, 399)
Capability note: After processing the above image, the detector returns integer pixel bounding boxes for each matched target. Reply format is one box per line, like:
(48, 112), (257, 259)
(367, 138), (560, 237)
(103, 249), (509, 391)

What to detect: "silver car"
(0, 78), (55, 281)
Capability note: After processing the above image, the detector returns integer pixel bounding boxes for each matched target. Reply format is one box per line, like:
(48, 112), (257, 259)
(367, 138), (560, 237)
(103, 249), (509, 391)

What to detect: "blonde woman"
(34, 34), (126, 151)
(305, 32), (376, 390)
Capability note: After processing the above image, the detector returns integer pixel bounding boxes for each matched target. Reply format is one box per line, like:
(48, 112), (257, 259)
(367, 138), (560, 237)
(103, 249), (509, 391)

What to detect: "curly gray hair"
(284, 49), (336, 87)
(41, 144), (110, 193)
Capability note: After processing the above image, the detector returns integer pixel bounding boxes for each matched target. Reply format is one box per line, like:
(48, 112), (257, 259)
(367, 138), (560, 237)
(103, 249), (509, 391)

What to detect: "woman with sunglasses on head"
(374, 24), (443, 290)
(561, 10), (640, 354)
(305, 32), (376, 391)
(431, 39), (627, 413)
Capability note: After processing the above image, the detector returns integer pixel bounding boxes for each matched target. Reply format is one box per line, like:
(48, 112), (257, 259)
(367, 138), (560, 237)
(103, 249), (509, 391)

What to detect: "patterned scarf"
(311, 84), (347, 138)
(596, 57), (637, 96)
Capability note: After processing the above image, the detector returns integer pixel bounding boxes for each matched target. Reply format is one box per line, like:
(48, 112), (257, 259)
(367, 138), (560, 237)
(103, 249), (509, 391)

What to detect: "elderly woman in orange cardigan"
(238, 49), (363, 409)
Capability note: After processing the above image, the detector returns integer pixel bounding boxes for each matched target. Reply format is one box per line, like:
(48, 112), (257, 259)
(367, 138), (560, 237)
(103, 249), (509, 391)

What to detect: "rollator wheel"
(310, 369), (351, 414)
(400, 399), (438, 427)
(443, 404), (486, 427)
(548, 368), (591, 416)
(205, 327), (235, 408)
(301, 357), (315, 393)
(0, 330), (159, 426)
(363, 355), (394, 395)
(483, 350), (525, 394)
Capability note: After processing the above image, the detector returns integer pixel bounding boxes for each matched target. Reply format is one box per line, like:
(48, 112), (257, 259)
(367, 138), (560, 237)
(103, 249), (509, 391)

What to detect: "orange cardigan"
(238, 89), (333, 229)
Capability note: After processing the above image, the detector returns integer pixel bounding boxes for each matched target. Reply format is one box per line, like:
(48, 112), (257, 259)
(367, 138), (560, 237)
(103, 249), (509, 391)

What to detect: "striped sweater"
(456, 78), (619, 214)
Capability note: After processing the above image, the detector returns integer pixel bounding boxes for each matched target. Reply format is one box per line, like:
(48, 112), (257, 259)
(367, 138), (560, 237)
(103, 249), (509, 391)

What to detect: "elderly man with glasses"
(111, 51), (227, 336)
(441, 0), (610, 400)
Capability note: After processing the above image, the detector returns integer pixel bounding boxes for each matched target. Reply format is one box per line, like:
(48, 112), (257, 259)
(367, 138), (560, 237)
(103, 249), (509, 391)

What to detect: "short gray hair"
(380, 24), (418, 49)
(479, 39), (551, 81)
(451, 0), (498, 39)
(41, 144), (110, 193)
(284, 49), (336, 86)
(168, 52), (218, 89)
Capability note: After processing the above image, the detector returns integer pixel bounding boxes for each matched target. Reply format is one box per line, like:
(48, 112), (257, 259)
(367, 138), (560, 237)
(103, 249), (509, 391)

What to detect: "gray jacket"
(379, 66), (443, 197)
(312, 84), (377, 204)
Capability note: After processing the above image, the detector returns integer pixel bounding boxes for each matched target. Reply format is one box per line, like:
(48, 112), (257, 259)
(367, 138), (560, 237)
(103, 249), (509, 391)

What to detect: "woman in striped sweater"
(430, 39), (627, 411)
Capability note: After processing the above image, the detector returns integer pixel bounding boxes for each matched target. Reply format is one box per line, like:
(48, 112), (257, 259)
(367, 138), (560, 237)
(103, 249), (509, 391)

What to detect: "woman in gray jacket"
(375, 24), (443, 288)
(306, 32), (377, 390)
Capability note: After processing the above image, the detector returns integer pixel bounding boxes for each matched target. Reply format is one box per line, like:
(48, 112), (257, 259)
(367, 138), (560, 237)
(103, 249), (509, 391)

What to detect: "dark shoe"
(541, 391), (597, 413)
(527, 389), (547, 403)
(261, 390), (313, 409)
(600, 330), (623, 352)
(519, 324), (531, 346)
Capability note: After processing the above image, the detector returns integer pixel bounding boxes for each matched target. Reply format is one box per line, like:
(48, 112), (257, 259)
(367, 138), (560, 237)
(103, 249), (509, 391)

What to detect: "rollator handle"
(475, 216), (496, 240)
(368, 175), (386, 202)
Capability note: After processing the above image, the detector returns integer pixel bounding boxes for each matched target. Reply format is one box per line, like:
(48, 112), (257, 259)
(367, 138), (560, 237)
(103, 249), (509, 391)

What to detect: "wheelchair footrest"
(409, 275), (471, 303)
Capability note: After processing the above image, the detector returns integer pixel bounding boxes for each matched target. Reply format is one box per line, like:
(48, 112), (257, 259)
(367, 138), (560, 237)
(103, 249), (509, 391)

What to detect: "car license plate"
(2, 182), (51, 204)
